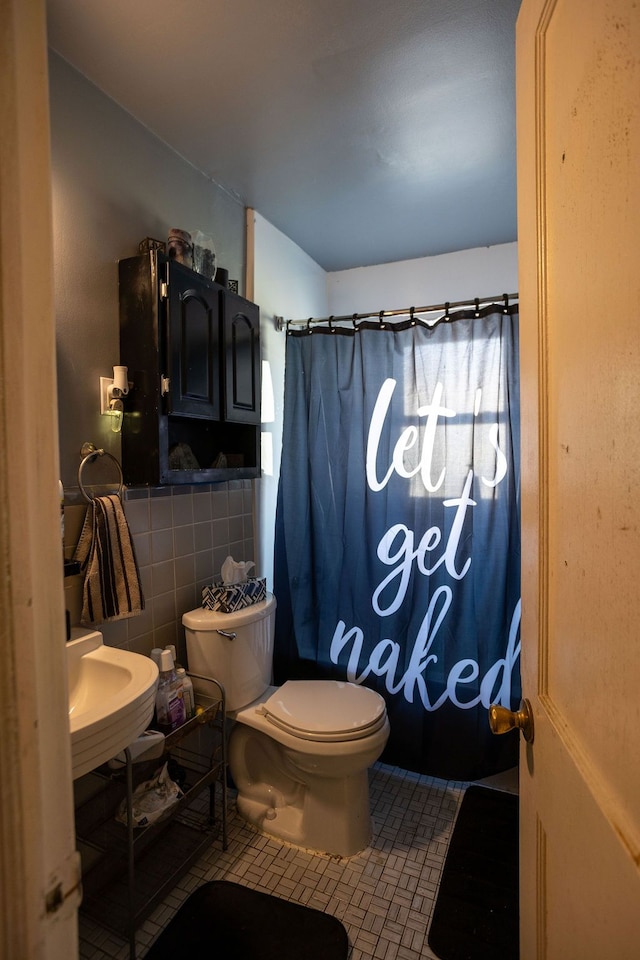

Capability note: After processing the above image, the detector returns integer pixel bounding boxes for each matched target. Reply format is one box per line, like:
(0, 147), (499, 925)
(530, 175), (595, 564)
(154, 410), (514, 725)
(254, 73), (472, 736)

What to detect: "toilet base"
(229, 723), (377, 858)
(234, 768), (372, 859)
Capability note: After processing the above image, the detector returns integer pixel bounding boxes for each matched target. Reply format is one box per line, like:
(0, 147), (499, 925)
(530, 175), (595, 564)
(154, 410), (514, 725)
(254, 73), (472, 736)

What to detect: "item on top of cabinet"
(191, 230), (216, 280)
(138, 237), (166, 254)
(214, 266), (228, 288)
(167, 228), (193, 268)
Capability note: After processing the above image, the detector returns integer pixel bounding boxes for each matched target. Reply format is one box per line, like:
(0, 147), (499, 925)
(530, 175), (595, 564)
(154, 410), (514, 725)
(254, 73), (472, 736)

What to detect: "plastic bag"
(115, 761), (184, 828)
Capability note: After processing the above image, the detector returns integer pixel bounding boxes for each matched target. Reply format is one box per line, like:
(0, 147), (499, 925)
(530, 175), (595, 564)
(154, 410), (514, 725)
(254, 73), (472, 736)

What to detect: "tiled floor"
(78, 762), (517, 960)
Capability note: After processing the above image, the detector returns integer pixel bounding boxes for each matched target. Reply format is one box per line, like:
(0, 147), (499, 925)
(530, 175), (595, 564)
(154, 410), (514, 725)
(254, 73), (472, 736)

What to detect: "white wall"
(252, 211), (328, 589)
(327, 242), (519, 316)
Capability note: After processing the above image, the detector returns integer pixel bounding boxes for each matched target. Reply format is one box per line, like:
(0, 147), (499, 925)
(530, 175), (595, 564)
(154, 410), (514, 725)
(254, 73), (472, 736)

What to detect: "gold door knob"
(489, 698), (534, 743)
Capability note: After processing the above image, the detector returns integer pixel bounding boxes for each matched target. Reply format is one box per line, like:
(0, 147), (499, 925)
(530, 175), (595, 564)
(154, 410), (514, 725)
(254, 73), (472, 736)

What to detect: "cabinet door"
(166, 260), (221, 420)
(223, 291), (260, 423)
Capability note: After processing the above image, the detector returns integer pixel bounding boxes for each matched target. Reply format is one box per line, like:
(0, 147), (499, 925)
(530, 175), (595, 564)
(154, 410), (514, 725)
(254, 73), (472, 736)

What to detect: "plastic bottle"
(150, 648), (163, 669)
(155, 649), (186, 731)
(177, 667), (195, 720)
(164, 644), (182, 669)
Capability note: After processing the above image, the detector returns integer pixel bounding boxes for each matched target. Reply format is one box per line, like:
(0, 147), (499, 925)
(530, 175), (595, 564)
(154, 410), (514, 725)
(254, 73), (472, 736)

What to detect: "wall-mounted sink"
(67, 628), (158, 779)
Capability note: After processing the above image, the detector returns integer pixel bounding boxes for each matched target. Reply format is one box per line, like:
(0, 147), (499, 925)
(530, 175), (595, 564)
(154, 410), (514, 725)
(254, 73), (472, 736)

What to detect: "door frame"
(0, 0), (80, 955)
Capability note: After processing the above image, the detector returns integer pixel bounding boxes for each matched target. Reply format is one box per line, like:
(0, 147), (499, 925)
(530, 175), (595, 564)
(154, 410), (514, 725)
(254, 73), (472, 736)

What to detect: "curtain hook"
(503, 293), (509, 314)
(328, 315), (335, 333)
(444, 301), (450, 322)
(352, 313), (358, 332)
(306, 317), (313, 335)
(409, 306), (415, 326)
(474, 298), (480, 317)
(379, 310), (385, 330)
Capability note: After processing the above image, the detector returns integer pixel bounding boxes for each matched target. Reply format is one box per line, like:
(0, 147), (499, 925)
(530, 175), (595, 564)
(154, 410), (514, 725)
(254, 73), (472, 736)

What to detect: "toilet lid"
(257, 680), (387, 742)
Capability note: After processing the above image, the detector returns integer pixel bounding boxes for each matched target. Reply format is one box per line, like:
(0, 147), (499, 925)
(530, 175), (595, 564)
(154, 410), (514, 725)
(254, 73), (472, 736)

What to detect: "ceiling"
(46, 0), (522, 273)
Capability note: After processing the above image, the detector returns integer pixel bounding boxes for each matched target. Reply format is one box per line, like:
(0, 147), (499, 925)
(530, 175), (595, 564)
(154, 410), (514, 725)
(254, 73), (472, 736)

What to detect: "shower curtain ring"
(444, 302), (450, 322)
(409, 306), (416, 326)
(378, 310), (385, 330)
(474, 298), (480, 317)
(328, 315), (336, 333)
(306, 317), (312, 335)
(352, 313), (358, 331)
(503, 293), (509, 314)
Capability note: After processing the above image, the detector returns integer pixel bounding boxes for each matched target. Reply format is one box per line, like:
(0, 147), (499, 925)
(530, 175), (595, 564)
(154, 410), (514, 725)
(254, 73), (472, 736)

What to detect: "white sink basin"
(67, 628), (159, 779)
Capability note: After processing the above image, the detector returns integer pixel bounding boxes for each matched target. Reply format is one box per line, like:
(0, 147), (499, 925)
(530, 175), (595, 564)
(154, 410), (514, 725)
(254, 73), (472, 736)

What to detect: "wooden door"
(516, 1), (640, 956)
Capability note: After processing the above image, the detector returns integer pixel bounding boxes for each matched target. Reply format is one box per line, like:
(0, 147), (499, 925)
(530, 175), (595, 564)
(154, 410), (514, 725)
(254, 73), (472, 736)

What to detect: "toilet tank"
(182, 594), (277, 711)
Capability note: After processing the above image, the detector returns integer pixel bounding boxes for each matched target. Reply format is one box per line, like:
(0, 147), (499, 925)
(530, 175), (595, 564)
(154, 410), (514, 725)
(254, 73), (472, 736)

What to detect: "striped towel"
(74, 495), (145, 625)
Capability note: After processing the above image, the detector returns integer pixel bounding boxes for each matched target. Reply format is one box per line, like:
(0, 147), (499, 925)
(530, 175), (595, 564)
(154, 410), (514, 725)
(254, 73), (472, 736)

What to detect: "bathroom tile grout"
(76, 761), (517, 960)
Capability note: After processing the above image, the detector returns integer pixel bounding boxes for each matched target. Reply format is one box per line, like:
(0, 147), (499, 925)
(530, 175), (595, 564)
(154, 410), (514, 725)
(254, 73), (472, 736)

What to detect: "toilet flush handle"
(216, 629), (237, 641)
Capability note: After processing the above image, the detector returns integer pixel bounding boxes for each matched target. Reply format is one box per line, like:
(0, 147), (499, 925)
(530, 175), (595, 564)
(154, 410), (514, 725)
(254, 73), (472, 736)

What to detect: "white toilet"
(183, 593), (390, 858)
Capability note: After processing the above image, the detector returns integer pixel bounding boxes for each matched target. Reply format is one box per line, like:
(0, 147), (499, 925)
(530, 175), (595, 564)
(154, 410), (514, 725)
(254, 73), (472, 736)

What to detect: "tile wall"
(65, 481), (256, 665)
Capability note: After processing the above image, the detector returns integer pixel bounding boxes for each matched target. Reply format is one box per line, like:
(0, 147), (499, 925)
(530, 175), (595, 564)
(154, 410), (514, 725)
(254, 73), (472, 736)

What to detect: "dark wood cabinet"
(119, 252), (260, 486)
(223, 290), (261, 423)
(166, 261), (222, 421)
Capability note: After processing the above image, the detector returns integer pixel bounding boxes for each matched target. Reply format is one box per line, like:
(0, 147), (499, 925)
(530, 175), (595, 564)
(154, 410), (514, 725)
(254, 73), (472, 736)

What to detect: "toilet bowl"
(183, 594), (390, 857)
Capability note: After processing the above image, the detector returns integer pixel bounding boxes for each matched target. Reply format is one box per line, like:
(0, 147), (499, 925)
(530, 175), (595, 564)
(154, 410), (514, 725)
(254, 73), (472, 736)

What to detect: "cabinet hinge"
(160, 280), (169, 300)
(160, 375), (170, 396)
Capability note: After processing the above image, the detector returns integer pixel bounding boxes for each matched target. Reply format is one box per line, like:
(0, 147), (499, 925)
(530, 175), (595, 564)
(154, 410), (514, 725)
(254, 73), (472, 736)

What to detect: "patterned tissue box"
(201, 577), (267, 613)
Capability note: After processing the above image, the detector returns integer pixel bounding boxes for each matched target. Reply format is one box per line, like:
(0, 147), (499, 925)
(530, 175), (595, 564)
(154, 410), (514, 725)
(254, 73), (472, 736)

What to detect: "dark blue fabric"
(274, 310), (521, 779)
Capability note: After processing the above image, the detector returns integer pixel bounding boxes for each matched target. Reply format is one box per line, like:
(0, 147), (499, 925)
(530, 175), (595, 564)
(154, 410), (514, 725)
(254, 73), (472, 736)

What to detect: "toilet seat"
(256, 680), (387, 743)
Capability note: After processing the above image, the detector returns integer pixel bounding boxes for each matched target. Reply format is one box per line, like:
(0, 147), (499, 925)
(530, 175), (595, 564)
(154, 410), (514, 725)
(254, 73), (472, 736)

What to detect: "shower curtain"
(273, 306), (520, 779)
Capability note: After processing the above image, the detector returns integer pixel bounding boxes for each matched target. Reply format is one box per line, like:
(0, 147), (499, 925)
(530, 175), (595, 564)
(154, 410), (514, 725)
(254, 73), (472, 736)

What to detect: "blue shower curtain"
(274, 306), (521, 780)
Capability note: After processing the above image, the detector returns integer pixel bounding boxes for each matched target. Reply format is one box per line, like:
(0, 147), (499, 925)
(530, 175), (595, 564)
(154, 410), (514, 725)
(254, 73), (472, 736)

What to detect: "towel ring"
(78, 442), (124, 503)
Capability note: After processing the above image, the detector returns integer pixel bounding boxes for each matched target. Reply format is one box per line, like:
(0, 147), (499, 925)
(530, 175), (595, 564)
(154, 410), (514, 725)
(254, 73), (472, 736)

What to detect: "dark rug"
(427, 785), (519, 960)
(144, 880), (349, 959)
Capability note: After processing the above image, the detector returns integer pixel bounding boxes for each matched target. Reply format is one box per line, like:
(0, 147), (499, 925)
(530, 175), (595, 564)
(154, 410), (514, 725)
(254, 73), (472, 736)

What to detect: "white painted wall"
(252, 211), (328, 589)
(327, 242), (519, 316)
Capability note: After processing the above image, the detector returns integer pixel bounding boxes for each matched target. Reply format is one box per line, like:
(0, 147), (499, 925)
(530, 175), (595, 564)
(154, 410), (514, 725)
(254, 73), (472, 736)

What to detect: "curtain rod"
(275, 292), (519, 332)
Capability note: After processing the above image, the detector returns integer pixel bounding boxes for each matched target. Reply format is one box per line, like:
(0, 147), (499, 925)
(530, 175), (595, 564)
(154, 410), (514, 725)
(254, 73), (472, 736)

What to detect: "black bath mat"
(428, 785), (519, 960)
(144, 880), (349, 959)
